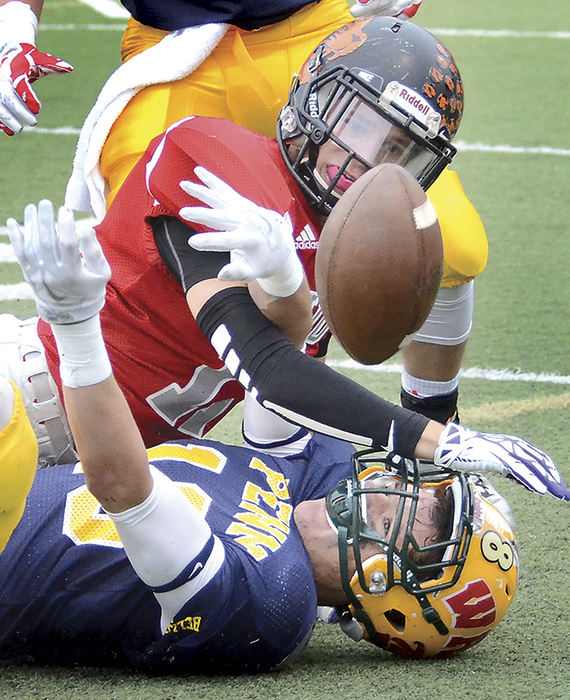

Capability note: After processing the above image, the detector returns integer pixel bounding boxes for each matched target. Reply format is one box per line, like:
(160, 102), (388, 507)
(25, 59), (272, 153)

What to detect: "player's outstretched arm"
(177, 172), (568, 501)
(0, 1), (72, 135)
(8, 200), (225, 629)
(6, 199), (153, 509)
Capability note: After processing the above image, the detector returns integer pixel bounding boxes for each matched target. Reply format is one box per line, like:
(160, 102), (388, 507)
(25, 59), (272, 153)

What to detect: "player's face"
(358, 475), (438, 556)
(294, 477), (438, 597)
(314, 98), (430, 196)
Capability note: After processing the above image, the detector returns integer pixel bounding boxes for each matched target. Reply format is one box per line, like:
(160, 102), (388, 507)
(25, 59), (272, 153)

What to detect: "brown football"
(315, 163), (443, 365)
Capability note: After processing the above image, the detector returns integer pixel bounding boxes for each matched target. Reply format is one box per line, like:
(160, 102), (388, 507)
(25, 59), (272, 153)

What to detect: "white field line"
(326, 359), (570, 386)
(454, 141), (570, 157)
(40, 24), (126, 30)
(428, 28), (570, 39)
(0, 282), (33, 300)
(25, 126), (81, 135)
(75, 0), (129, 19)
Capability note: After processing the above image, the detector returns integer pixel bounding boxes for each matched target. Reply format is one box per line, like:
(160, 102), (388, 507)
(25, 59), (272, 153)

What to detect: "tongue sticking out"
(327, 166), (355, 193)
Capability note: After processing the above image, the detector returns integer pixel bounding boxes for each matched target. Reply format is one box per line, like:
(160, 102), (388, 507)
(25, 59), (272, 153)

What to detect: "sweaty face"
(314, 97), (438, 197)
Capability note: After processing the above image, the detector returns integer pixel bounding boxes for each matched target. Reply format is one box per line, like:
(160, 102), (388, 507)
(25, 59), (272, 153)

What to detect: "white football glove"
(179, 166), (304, 298)
(434, 423), (570, 501)
(350, 0), (422, 19)
(7, 200), (111, 325)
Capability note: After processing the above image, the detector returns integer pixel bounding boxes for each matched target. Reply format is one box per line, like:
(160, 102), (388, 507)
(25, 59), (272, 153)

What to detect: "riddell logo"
(295, 225), (318, 249)
(398, 87), (430, 114)
(397, 86), (431, 117)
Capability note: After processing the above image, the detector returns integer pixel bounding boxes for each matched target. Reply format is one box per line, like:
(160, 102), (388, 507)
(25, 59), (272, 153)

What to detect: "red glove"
(0, 43), (73, 135)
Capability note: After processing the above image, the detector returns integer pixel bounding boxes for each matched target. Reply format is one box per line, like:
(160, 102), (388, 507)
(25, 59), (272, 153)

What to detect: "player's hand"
(0, 43), (73, 135)
(434, 423), (570, 501)
(7, 200), (110, 324)
(350, 0), (422, 19)
(179, 166), (304, 297)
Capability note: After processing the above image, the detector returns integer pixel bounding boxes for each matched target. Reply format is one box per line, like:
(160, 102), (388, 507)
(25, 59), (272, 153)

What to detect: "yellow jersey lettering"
(63, 485), (122, 548)
(227, 457), (294, 559)
(242, 481), (277, 509)
(64, 482), (211, 547)
(235, 504), (289, 543)
(165, 615), (202, 634)
(147, 443), (226, 473)
(248, 457), (290, 499)
(226, 522), (282, 560)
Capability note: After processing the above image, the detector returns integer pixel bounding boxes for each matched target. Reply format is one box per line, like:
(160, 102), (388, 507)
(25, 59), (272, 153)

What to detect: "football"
(315, 163), (443, 365)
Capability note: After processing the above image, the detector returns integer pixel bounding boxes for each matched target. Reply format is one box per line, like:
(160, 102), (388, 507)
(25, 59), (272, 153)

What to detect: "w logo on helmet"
(443, 579), (497, 629)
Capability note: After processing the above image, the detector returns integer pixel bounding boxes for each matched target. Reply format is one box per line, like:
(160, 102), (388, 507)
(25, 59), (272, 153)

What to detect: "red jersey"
(39, 117), (325, 446)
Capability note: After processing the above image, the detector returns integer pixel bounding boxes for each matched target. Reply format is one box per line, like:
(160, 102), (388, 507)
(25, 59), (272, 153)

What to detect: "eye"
(383, 518), (391, 537)
(375, 143), (404, 164)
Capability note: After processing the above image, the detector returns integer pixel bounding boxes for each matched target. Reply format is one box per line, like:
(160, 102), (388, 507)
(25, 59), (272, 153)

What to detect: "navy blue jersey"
(0, 434), (353, 672)
(121, 0), (315, 31)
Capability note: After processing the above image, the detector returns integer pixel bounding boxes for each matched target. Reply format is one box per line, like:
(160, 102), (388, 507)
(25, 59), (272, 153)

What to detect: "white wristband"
(257, 250), (304, 298)
(51, 314), (112, 388)
(0, 2), (38, 51)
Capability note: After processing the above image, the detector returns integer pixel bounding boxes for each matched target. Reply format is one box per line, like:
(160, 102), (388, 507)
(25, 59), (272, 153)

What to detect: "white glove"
(179, 166), (304, 298)
(7, 200), (111, 324)
(350, 0), (422, 19)
(0, 3), (72, 135)
(434, 423), (570, 501)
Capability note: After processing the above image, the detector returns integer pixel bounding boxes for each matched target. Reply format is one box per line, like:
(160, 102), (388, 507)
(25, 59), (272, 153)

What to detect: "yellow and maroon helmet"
(326, 450), (518, 658)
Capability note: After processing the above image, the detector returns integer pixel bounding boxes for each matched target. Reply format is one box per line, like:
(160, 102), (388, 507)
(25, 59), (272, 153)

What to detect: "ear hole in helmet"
(384, 608), (406, 632)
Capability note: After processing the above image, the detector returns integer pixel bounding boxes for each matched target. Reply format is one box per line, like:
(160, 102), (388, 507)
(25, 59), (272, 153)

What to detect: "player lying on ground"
(1, 212), (524, 669)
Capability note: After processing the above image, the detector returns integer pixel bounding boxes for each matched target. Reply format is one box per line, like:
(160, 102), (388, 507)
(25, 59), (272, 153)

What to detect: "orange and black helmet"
(277, 17), (464, 213)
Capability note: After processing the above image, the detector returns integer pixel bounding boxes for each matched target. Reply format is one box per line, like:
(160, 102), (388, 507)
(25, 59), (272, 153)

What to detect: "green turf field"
(0, 1), (569, 698)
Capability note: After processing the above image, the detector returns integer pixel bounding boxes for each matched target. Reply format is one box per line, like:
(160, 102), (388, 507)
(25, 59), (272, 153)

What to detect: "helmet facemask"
(326, 450), (473, 647)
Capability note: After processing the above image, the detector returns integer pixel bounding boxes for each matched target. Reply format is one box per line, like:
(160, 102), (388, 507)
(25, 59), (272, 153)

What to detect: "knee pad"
(412, 282), (474, 346)
(0, 314), (76, 467)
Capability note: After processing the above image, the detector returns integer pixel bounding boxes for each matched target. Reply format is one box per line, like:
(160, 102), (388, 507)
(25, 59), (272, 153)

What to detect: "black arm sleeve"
(197, 287), (429, 458)
(151, 215), (230, 292)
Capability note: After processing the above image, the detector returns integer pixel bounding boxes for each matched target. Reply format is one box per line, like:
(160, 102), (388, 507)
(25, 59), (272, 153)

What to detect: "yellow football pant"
(101, 0), (487, 287)
(0, 380), (37, 553)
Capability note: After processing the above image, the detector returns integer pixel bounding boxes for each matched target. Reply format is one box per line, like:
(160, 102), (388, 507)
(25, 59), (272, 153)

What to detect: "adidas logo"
(295, 225), (318, 250)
